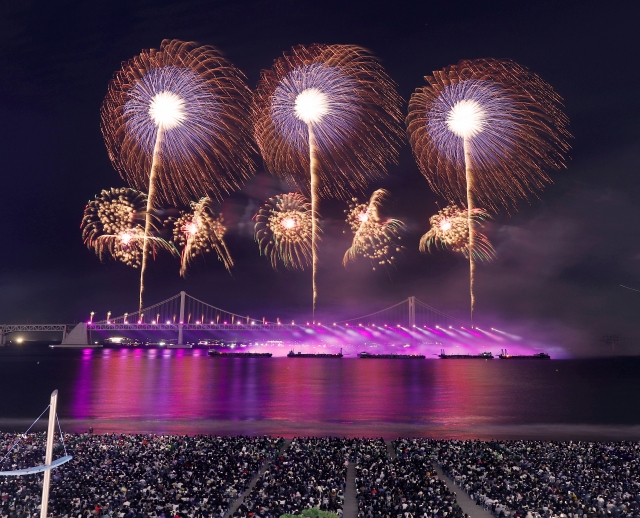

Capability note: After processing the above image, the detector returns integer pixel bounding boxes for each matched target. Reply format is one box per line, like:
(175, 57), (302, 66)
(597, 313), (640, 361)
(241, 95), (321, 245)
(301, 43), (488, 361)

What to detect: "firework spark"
(254, 193), (313, 270)
(254, 44), (403, 315)
(102, 39), (255, 310)
(81, 187), (174, 268)
(169, 198), (233, 276)
(407, 58), (570, 319)
(420, 204), (495, 262)
(343, 189), (404, 270)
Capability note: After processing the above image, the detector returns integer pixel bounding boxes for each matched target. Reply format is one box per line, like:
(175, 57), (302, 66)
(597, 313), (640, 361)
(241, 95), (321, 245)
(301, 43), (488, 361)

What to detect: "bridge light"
(333, 323), (336, 326)
(152, 320), (156, 324)
(224, 321), (227, 325)
(166, 321), (170, 325)
(359, 323), (362, 327)
(90, 312), (94, 324)
(137, 321), (142, 325)
(449, 326), (452, 329)
(196, 321), (200, 325)
(413, 325), (416, 328)
(252, 321), (256, 325)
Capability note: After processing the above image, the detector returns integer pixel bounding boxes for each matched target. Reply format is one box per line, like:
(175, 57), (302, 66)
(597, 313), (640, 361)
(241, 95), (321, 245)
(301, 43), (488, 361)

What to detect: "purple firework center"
(123, 66), (223, 162)
(427, 80), (516, 169)
(271, 63), (359, 153)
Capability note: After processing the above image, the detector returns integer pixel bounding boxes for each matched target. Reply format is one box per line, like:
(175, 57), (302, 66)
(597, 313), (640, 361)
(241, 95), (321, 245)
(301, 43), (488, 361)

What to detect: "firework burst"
(254, 193), (313, 270)
(101, 39), (255, 310)
(343, 189), (404, 270)
(81, 187), (174, 268)
(254, 44), (403, 315)
(169, 198), (233, 276)
(407, 58), (570, 319)
(420, 204), (495, 262)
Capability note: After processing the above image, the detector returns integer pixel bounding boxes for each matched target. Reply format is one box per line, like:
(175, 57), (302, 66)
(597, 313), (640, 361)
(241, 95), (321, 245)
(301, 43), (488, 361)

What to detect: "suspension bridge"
(1, 292), (469, 347)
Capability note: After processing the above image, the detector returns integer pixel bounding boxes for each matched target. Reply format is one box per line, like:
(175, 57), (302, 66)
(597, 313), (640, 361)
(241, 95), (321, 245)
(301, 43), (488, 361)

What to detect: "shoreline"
(2, 419), (640, 441)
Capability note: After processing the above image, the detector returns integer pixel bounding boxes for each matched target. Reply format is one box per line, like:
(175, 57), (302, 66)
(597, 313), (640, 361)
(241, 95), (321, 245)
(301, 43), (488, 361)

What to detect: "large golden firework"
(420, 204), (495, 262)
(407, 58), (570, 319)
(343, 189), (404, 271)
(101, 39), (255, 310)
(254, 193), (313, 270)
(169, 198), (233, 276)
(253, 44), (404, 315)
(81, 187), (174, 268)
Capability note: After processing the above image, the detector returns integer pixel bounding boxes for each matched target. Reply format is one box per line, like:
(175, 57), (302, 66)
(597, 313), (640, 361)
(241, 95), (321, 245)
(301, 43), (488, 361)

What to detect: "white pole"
(40, 390), (58, 518)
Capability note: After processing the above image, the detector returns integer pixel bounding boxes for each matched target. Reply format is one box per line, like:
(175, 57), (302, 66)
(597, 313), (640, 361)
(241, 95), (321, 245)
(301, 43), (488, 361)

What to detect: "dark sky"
(0, 0), (638, 355)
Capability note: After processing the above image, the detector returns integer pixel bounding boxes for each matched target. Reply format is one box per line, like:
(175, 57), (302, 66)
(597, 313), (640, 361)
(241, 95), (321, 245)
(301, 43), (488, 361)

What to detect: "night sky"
(1, 0), (638, 355)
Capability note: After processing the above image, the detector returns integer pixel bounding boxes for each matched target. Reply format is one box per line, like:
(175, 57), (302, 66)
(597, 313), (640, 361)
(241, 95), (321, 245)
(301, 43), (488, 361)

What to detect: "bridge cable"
(0, 404), (50, 467)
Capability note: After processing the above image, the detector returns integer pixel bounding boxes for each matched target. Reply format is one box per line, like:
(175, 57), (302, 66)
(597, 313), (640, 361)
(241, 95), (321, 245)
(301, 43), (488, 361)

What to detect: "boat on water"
(287, 349), (343, 358)
(358, 352), (425, 359)
(208, 350), (272, 358)
(499, 349), (550, 360)
(438, 349), (494, 359)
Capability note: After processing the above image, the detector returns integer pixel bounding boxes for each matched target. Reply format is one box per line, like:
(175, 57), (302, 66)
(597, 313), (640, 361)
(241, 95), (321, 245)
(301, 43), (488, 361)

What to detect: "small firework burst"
(420, 204), (495, 262)
(81, 187), (173, 268)
(253, 193), (312, 270)
(343, 189), (404, 270)
(169, 198), (233, 276)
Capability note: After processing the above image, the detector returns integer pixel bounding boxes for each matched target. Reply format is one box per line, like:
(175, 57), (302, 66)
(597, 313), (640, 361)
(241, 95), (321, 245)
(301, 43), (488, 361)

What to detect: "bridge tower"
(177, 290), (186, 346)
(408, 296), (416, 328)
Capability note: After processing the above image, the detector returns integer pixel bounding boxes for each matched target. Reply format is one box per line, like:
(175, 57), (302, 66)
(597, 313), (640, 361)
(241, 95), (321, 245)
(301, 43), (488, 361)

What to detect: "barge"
(438, 350), (494, 359)
(498, 349), (550, 359)
(358, 352), (425, 359)
(208, 350), (272, 358)
(287, 349), (343, 358)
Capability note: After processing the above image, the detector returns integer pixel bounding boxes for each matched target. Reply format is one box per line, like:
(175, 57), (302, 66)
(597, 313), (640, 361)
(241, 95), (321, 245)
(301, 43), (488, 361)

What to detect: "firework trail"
(169, 198), (233, 276)
(253, 44), (403, 317)
(420, 204), (495, 262)
(254, 193), (313, 270)
(81, 187), (175, 268)
(343, 189), (404, 270)
(101, 39), (255, 311)
(406, 58), (571, 319)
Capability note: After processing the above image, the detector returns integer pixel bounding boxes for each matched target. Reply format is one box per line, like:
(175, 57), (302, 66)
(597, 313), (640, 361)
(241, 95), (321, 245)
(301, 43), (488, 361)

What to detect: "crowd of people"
(0, 433), (281, 517)
(354, 438), (465, 518)
(2, 434), (640, 518)
(233, 438), (348, 518)
(425, 439), (640, 518)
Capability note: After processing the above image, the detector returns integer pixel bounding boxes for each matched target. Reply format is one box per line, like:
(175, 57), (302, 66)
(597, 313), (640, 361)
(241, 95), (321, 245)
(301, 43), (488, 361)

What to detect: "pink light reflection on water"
(68, 351), (575, 437)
